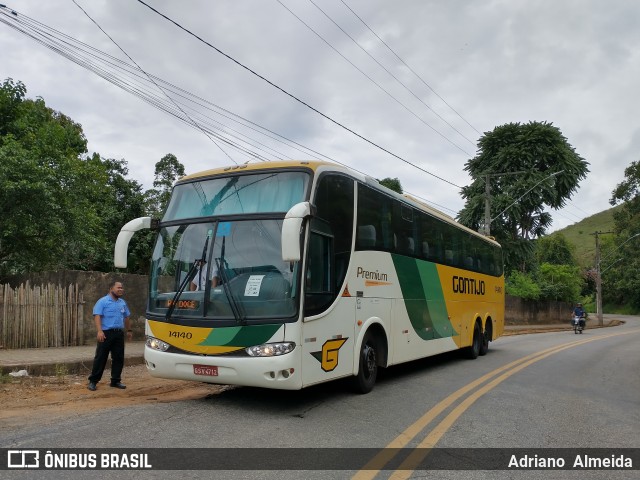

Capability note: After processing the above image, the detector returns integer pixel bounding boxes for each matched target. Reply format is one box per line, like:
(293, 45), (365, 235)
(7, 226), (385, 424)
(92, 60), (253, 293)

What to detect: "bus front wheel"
(352, 331), (378, 394)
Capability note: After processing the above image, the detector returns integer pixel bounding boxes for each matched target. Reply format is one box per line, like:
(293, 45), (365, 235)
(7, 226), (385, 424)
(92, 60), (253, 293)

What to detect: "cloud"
(1, 0), (639, 231)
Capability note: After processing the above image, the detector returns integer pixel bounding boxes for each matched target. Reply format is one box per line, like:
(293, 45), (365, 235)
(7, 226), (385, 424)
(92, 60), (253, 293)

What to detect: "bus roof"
(178, 160), (334, 183)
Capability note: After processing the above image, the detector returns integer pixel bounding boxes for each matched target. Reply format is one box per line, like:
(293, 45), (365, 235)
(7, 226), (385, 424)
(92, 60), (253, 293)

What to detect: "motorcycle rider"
(572, 303), (586, 329)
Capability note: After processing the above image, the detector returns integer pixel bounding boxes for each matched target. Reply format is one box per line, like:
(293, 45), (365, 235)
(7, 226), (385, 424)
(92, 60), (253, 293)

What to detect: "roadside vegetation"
(551, 207), (620, 268)
(455, 121), (638, 313)
(0, 78), (184, 277)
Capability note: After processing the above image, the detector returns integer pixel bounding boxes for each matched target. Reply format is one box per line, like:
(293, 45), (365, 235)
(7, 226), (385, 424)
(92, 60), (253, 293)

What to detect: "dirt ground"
(0, 364), (228, 429)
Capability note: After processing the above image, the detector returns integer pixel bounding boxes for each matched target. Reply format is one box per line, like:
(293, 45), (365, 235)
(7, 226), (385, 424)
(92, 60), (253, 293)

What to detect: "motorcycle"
(572, 314), (586, 334)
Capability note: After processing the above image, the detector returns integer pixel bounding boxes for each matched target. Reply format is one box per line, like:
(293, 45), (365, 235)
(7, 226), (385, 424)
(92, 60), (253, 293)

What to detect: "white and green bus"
(115, 160), (504, 393)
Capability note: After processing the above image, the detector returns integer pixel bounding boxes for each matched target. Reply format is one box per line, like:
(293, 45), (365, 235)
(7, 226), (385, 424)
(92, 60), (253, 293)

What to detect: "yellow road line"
(353, 329), (637, 480)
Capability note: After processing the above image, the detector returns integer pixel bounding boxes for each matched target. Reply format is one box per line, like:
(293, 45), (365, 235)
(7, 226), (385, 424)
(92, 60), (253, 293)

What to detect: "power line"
(133, 0), (463, 189)
(0, 4), (461, 214)
(553, 210), (578, 223)
(0, 7), (273, 162)
(71, 0), (238, 165)
(0, 7), (333, 163)
(339, 0), (481, 136)
(276, 0), (474, 154)
(565, 199), (592, 217)
(556, 206), (583, 223)
(305, 0), (476, 147)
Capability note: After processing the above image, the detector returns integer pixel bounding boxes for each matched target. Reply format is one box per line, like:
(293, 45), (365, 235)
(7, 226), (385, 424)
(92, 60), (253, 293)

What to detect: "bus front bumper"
(144, 345), (303, 390)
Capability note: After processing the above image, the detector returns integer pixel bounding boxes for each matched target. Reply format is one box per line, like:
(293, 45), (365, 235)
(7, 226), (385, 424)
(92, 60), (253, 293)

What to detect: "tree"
(610, 160), (640, 206)
(125, 154), (187, 274)
(145, 153), (186, 217)
(0, 78), (26, 136)
(0, 78), (152, 275)
(88, 155), (150, 273)
(537, 263), (583, 302)
(0, 136), (53, 272)
(605, 160), (640, 309)
(0, 78), (108, 275)
(378, 177), (403, 194)
(535, 233), (577, 266)
(458, 121), (589, 272)
(505, 270), (540, 300)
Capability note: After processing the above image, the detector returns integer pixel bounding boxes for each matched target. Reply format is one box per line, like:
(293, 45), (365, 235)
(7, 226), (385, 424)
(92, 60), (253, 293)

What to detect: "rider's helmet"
(576, 303), (582, 306)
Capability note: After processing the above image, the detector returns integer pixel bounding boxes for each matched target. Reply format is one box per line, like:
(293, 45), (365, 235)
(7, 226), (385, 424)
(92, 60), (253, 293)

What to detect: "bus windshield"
(149, 219), (298, 322)
(163, 171), (309, 221)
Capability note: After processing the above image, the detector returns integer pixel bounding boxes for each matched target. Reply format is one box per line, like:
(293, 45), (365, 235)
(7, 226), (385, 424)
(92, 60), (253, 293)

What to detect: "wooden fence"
(0, 282), (84, 349)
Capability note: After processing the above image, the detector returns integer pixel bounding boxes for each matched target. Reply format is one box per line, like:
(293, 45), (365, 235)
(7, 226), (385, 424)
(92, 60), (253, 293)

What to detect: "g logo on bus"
(311, 338), (348, 372)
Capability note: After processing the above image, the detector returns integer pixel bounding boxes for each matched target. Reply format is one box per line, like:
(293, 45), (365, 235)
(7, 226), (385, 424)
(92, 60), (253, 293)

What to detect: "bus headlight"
(146, 336), (170, 352)
(245, 342), (295, 357)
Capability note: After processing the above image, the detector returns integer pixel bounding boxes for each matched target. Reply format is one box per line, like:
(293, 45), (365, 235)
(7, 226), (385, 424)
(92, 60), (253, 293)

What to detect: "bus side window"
(391, 201), (414, 256)
(465, 256), (474, 269)
(315, 174), (354, 275)
(304, 224), (335, 317)
(407, 237), (415, 255)
(422, 241), (431, 259)
(306, 174), (354, 316)
(445, 250), (454, 265)
(306, 230), (332, 293)
(357, 225), (377, 248)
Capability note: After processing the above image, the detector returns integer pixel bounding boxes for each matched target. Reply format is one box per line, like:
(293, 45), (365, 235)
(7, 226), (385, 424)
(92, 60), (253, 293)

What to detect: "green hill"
(550, 205), (622, 268)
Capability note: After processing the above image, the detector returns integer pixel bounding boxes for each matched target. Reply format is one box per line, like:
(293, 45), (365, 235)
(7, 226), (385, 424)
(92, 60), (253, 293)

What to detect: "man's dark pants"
(88, 329), (125, 384)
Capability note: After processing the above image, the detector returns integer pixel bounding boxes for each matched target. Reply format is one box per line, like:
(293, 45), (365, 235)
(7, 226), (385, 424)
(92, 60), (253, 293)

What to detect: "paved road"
(2, 317), (638, 479)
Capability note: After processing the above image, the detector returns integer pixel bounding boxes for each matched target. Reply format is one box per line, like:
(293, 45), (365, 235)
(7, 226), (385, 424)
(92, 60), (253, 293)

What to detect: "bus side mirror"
(114, 217), (154, 268)
(282, 202), (313, 262)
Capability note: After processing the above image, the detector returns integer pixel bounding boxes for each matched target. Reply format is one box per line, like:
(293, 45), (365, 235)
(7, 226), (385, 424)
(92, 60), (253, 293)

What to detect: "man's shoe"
(87, 382), (97, 391)
(110, 382), (126, 389)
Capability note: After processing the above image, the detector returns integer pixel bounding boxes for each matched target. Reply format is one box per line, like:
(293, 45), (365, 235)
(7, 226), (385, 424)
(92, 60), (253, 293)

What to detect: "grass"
(0, 368), (11, 384)
(577, 296), (640, 316)
(0, 368), (39, 385)
(550, 204), (621, 268)
(549, 204), (640, 314)
(55, 363), (69, 383)
(602, 303), (640, 315)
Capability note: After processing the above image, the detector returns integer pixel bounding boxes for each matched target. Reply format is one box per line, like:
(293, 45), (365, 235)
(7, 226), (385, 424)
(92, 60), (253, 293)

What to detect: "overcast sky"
(2, 0), (639, 231)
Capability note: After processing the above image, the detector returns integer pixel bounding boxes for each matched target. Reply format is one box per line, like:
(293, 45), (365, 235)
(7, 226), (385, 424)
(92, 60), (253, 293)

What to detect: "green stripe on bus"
(392, 255), (451, 339)
(416, 261), (451, 338)
(198, 324), (281, 347)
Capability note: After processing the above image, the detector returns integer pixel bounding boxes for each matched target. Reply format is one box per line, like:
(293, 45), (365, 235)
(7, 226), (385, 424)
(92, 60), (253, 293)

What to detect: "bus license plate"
(193, 364), (218, 377)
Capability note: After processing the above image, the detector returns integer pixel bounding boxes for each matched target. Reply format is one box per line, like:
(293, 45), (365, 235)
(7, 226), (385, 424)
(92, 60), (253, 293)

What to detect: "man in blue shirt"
(88, 281), (132, 391)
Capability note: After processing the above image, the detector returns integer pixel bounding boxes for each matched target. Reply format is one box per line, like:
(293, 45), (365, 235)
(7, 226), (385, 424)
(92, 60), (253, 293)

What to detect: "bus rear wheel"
(464, 322), (481, 360)
(479, 325), (490, 356)
(352, 331), (378, 394)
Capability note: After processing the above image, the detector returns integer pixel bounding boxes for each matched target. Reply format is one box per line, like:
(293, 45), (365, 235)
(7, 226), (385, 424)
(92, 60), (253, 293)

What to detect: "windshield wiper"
(166, 229), (212, 321)
(215, 236), (245, 325)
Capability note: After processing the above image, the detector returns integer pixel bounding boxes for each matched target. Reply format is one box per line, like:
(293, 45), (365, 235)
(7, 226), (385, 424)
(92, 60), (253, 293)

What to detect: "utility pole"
(592, 230), (613, 327)
(593, 231), (640, 326)
(481, 171), (527, 236)
(484, 174), (491, 236)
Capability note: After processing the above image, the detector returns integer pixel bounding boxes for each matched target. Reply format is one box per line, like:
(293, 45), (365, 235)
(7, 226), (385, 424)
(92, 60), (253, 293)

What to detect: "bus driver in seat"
(190, 260), (220, 291)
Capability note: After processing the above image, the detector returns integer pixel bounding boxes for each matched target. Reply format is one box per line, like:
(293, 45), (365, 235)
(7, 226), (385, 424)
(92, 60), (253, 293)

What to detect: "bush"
(506, 271), (541, 300)
(537, 263), (583, 302)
